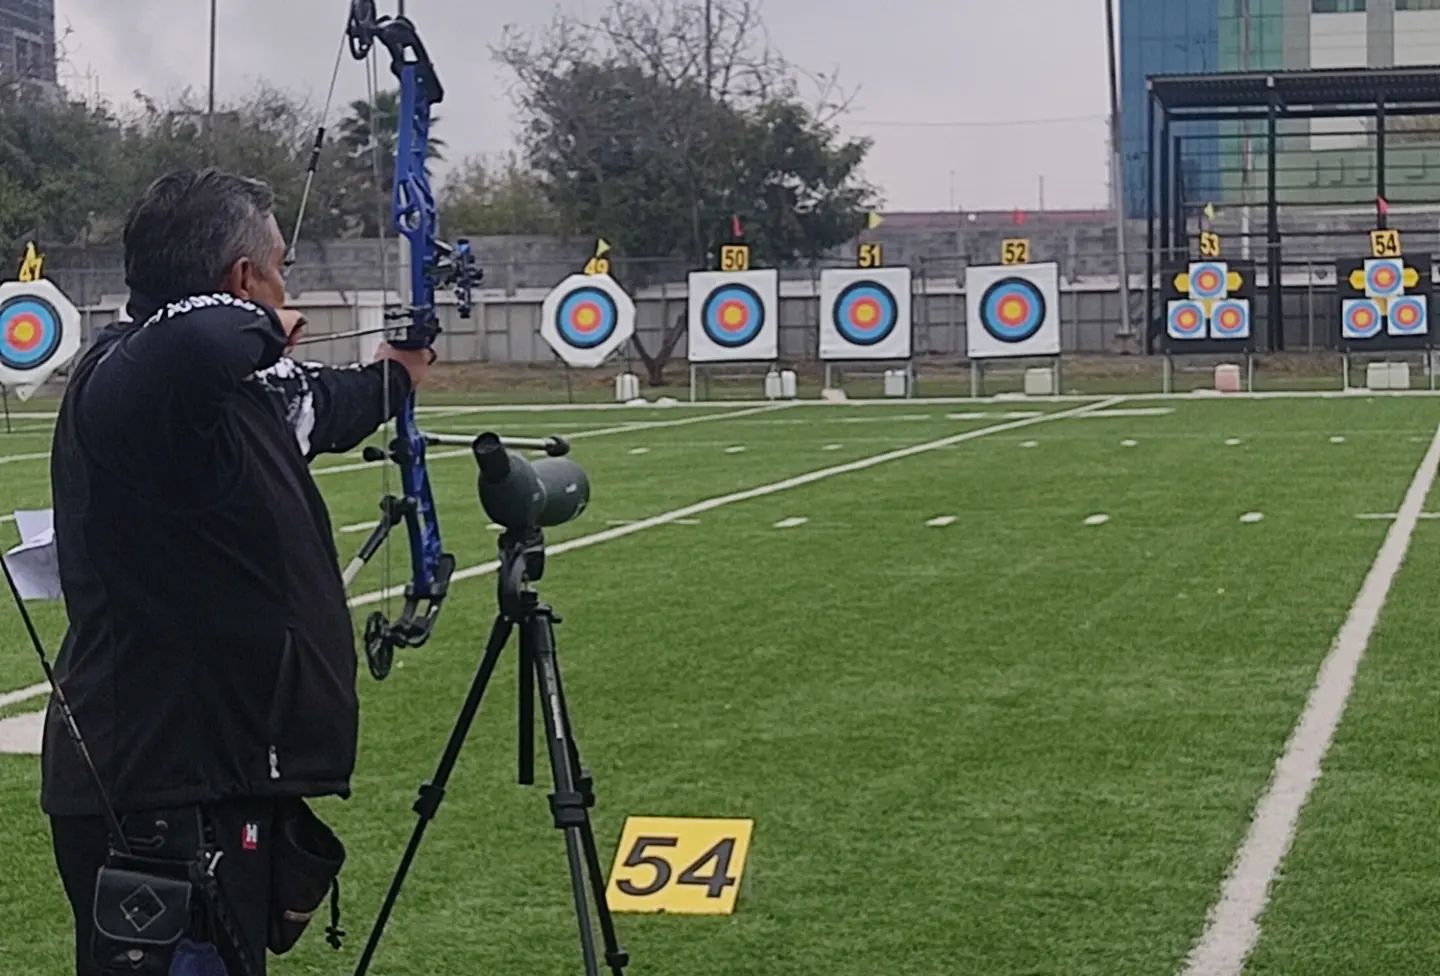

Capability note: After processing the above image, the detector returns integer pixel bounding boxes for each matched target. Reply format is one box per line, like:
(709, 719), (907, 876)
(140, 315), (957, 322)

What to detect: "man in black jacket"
(42, 168), (431, 974)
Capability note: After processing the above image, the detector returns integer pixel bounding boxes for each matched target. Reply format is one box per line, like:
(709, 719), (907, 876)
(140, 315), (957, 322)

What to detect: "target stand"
(965, 262), (1063, 397)
(819, 266), (915, 397)
(687, 268), (781, 401)
(1156, 259), (1258, 393)
(1335, 254), (1435, 391)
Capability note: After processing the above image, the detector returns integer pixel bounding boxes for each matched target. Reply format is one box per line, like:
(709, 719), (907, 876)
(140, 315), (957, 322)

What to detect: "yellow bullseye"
(1001, 298), (1024, 322)
(854, 304), (877, 325)
(576, 307), (597, 328)
(11, 321), (35, 343)
(722, 305), (745, 326)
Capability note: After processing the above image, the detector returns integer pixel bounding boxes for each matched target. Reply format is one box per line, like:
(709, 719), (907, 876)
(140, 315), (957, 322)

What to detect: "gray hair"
(122, 168), (278, 303)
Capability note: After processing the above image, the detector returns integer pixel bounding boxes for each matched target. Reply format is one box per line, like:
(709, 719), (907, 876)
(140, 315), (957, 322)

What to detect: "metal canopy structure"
(1145, 65), (1440, 353)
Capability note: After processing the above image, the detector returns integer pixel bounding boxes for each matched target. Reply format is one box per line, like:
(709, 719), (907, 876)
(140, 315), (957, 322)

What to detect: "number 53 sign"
(606, 817), (754, 915)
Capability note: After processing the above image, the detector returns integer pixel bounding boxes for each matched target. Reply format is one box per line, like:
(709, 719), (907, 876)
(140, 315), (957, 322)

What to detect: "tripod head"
(497, 527), (546, 619)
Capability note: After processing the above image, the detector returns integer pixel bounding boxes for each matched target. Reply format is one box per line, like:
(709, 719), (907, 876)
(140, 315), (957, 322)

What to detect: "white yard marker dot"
(725, 446), (747, 454)
(674, 518), (702, 526)
(926, 516), (957, 528)
(1240, 512), (1265, 524)
(1330, 436), (1347, 444)
(773, 517), (809, 529)
(340, 521), (379, 534)
(823, 444), (843, 451)
(628, 447), (650, 455)
(1121, 439), (1139, 448)
(1084, 514), (1111, 526)
(1020, 440), (1038, 449)
(1225, 438), (1243, 446)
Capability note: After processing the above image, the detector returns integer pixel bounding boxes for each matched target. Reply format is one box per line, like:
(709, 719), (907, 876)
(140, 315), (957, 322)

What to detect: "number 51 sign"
(606, 816), (754, 915)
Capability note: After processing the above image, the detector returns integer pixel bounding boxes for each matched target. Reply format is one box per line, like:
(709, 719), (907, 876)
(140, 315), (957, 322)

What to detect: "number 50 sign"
(606, 817), (754, 915)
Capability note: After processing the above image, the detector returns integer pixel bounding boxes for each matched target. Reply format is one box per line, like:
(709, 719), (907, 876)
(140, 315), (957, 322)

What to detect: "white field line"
(348, 397), (1123, 609)
(0, 681), (49, 709)
(314, 403), (792, 477)
(1181, 422), (1440, 976)
(0, 451), (51, 465)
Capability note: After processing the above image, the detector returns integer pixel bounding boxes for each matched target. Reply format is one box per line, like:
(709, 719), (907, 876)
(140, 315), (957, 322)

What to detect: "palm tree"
(338, 90), (446, 234)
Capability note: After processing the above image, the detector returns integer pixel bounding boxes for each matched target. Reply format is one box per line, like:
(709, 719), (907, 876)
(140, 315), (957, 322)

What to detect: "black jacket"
(41, 292), (411, 817)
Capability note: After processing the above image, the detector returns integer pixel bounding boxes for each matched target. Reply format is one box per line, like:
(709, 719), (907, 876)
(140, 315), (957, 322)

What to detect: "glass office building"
(1120, 0), (1440, 216)
(0, 0), (55, 83)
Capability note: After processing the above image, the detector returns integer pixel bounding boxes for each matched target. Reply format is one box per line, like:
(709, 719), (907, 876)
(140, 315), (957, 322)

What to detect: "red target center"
(1353, 308), (1375, 329)
(1197, 271), (1221, 292)
(4, 313), (41, 350)
(1177, 309), (1200, 330)
(1220, 309), (1240, 328)
(998, 296), (1030, 325)
(1397, 304), (1420, 326)
(1375, 267), (1397, 288)
(849, 300), (880, 327)
(718, 300), (750, 332)
(570, 301), (602, 333)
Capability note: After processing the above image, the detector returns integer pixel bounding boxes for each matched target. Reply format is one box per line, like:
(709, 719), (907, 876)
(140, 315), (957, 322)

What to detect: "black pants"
(50, 798), (277, 976)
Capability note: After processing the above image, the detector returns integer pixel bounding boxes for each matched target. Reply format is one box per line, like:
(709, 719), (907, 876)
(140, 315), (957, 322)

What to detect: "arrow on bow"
(292, 0), (482, 680)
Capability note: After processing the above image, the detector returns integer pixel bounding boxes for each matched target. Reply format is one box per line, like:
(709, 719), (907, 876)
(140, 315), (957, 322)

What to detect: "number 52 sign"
(606, 817), (754, 915)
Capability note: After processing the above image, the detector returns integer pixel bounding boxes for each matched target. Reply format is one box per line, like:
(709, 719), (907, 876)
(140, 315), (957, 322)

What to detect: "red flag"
(731, 214), (744, 239)
(1012, 208), (1027, 227)
(1378, 196), (1390, 218)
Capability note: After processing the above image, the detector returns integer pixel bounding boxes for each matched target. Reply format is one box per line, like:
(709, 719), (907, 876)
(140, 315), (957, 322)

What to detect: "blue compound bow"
(295, 1), (480, 679)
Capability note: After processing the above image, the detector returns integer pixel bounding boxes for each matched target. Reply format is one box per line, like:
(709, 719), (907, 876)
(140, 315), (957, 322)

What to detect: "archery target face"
(539, 273), (636, 368)
(0, 279), (81, 398)
(1342, 299), (1384, 340)
(1167, 300), (1207, 340)
(966, 262), (1061, 359)
(687, 269), (779, 362)
(1387, 296), (1429, 337)
(1210, 299), (1251, 340)
(1364, 258), (1406, 300)
(818, 267), (912, 360)
(1188, 262), (1229, 301)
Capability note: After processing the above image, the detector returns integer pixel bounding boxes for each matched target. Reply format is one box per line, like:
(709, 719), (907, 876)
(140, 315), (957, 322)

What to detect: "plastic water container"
(1366, 362), (1391, 390)
(1390, 362), (1412, 389)
(1024, 368), (1055, 396)
(764, 370), (784, 399)
(614, 373), (641, 402)
(1214, 364), (1242, 393)
(884, 369), (909, 397)
(780, 370), (797, 399)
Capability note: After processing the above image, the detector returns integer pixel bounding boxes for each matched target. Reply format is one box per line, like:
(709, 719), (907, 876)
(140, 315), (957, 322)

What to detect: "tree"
(439, 153), (558, 235)
(337, 91), (446, 235)
(495, 0), (879, 384)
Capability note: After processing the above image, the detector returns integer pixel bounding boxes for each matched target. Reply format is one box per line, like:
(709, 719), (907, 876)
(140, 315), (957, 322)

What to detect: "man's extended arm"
(253, 357), (415, 460)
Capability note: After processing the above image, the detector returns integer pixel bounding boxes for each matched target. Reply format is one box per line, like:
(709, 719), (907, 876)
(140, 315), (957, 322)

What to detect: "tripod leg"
(524, 604), (607, 976)
(353, 613), (514, 976)
(546, 642), (629, 974)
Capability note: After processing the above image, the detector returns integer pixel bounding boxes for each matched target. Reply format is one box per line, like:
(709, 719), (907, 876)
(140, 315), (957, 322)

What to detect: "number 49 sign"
(606, 817), (754, 915)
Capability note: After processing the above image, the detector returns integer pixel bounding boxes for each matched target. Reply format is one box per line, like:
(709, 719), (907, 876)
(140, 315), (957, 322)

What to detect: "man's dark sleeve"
(252, 358), (415, 460)
(81, 298), (289, 474)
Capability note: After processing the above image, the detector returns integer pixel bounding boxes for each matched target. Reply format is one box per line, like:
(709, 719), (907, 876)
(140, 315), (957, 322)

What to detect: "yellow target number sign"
(719, 244), (751, 272)
(1199, 231), (1222, 258)
(1371, 229), (1403, 258)
(1001, 238), (1030, 266)
(606, 816), (754, 915)
(857, 242), (884, 269)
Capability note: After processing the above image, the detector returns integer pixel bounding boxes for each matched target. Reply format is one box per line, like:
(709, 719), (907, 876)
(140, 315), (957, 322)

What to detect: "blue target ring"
(702, 283), (765, 347)
(833, 281), (899, 346)
(980, 278), (1047, 343)
(556, 286), (619, 349)
(0, 296), (62, 371)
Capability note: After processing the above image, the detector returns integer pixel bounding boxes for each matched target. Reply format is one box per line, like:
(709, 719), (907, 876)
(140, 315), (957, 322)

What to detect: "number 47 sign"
(606, 816), (754, 915)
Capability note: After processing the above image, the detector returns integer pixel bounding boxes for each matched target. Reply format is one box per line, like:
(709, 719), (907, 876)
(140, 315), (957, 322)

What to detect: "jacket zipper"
(269, 744), (281, 780)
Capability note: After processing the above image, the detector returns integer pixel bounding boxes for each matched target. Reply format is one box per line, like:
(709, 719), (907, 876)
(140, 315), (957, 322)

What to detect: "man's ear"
(219, 256), (254, 300)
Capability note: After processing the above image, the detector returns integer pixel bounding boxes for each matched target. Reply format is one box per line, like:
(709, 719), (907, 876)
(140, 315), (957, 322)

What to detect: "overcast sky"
(52, 0), (1113, 212)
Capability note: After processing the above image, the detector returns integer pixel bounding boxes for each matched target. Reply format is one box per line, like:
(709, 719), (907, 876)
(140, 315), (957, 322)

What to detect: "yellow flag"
(594, 238), (611, 258)
(17, 242), (43, 282)
(866, 211), (884, 231)
(1203, 202), (1216, 222)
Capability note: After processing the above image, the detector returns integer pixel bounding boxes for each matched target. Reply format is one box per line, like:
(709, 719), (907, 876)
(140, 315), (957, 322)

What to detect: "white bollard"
(614, 373), (641, 402)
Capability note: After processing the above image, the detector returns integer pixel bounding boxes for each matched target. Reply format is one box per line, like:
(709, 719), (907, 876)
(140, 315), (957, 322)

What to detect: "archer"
(42, 167), (432, 976)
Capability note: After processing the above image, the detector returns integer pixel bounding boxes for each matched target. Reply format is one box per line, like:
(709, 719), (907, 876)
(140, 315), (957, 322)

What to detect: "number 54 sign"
(606, 816), (754, 915)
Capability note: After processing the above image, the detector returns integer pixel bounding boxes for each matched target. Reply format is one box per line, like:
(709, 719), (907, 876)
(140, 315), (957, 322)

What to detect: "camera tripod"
(354, 527), (629, 976)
